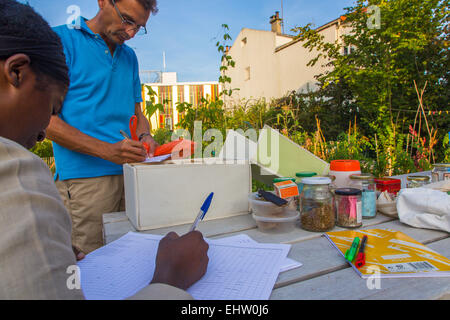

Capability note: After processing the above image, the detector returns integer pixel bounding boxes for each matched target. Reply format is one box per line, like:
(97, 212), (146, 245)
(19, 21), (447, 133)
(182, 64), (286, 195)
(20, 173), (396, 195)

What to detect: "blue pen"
(189, 192), (214, 232)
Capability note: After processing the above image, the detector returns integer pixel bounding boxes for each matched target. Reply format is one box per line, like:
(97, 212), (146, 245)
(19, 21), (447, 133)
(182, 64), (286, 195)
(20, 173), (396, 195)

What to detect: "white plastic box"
(123, 159), (252, 231)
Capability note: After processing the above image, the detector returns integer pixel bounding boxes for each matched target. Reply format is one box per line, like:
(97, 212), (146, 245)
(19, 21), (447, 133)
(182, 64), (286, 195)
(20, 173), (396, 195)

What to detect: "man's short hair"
(0, 0), (69, 88)
(115, 0), (158, 13)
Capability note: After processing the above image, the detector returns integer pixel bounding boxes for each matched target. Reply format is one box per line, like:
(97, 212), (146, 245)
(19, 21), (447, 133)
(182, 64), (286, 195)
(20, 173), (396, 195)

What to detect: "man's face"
(0, 54), (66, 149)
(101, 0), (151, 45)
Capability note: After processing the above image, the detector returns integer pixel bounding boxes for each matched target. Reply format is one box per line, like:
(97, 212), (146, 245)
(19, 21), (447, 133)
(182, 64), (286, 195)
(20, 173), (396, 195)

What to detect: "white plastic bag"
(397, 188), (450, 233)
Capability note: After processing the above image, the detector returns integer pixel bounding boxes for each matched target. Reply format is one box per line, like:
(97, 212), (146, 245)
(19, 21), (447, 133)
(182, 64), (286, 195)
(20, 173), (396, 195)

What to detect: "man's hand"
(151, 231), (209, 291)
(105, 139), (147, 164)
(140, 135), (159, 158)
(72, 246), (85, 261)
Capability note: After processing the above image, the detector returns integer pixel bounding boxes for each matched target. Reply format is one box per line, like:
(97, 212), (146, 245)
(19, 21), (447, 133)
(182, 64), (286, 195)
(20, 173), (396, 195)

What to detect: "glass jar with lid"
(407, 175), (430, 188)
(295, 172), (317, 211)
(295, 172), (317, 194)
(431, 163), (450, 182)
(335, 188), (362, 228)
(349, 173), (377, 219)
(300, 177), (335, 232)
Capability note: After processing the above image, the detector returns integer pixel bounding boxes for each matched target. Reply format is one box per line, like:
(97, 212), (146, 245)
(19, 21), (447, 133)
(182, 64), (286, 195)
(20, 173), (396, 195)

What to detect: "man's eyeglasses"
(111, 0), (147, 36)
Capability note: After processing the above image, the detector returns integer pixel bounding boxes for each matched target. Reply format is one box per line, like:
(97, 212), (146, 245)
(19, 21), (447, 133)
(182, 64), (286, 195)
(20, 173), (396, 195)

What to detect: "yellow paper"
(325, 229), (450, 278)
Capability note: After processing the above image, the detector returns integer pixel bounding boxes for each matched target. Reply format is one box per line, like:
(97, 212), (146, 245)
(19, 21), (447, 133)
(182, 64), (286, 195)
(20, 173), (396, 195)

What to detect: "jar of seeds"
(300, 177), (335, 232)
(335, 188), (362, 228)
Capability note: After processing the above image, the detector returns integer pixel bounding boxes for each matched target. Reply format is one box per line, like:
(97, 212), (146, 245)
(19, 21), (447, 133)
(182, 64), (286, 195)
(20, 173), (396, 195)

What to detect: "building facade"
(225, 12), (352, 104)
(141, 72), (222, 131)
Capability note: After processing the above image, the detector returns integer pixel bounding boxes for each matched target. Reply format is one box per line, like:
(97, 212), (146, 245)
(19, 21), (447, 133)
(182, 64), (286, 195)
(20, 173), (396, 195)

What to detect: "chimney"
(270, 11), (282, 34)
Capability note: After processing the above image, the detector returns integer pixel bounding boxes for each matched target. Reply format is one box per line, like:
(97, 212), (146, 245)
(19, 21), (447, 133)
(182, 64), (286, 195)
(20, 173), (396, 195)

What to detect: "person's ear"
(3, 54), (31, 88)
(98, 0), (107, 10)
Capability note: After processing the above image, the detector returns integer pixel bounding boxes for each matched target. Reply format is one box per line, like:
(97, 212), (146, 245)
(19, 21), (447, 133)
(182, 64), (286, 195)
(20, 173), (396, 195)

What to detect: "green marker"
(345, 237), (360, 262)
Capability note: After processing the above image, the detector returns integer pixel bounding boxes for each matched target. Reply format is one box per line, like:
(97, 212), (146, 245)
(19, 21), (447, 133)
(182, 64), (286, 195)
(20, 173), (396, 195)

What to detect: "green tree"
(293, 0), (449, 174)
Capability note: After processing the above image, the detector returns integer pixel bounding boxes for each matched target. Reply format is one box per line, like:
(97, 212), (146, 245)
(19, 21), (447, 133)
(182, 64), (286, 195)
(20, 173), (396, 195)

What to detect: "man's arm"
(134, 102), (158, 157)
(0, 138), (84, 299)
(46, 115), (147, 164)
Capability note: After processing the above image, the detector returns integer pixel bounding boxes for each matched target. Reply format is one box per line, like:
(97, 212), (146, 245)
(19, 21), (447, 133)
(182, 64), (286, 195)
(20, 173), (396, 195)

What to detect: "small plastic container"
(374, 178), (401, 197)
(349, 173), (377, 219)
(335, 188), (362, 228)
(431, 163), (450, 182)
(329, 160), (361, 188)
(248, 192), (285, 217)
(407, 175), (430, 188)
(300, 177), (335, 232)
(252, 210), (299, 234)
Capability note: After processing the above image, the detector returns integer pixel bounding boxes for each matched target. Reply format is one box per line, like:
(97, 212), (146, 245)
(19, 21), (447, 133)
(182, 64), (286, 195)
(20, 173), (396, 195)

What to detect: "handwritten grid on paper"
(78, 232), (290, 300)
(188, 243), (289, 300)
(78, 233), (162, 300)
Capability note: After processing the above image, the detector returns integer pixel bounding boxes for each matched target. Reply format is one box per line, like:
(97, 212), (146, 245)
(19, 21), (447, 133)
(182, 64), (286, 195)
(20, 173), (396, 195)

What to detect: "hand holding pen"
(190, 192), (214, 232)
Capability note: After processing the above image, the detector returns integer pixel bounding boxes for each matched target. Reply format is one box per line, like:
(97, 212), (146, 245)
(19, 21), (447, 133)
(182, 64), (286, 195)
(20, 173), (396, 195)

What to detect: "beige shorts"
(56, 175), (125, 254)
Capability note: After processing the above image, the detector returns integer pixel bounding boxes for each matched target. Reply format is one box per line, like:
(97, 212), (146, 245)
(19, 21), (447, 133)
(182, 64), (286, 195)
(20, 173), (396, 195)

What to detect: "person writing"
(47, 0), (160, 254)
(0, 0), (209, 299)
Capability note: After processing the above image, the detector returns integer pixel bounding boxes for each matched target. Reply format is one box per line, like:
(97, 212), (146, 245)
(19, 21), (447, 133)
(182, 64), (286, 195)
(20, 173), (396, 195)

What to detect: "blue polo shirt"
(53, 18), (143, 181)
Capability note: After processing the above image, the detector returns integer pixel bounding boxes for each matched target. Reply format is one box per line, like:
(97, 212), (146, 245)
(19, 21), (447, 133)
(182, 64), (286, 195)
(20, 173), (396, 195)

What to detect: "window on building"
(241, 37), (247, 47)
(158, 86), (174, 130)
(245, 67), (251, 81)
(343, 45), (356, 56)
(177, 85), (185, 123)
(210, 84), (219, 102)
(189, 85), (204, 107)
(177, 85), (185, 103)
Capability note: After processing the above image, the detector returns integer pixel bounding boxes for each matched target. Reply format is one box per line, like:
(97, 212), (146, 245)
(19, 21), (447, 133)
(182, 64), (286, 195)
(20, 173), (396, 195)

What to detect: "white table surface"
(102, 209), (450, 300)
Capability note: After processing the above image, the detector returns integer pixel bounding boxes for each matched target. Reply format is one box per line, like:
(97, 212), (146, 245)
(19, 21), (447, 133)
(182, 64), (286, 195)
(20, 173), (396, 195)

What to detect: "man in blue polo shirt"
(48, 0), (159, 254)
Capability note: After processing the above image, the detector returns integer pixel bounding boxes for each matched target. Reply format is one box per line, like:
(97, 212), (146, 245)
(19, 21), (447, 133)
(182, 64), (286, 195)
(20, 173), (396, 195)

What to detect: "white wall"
(226, 20), (344, 103)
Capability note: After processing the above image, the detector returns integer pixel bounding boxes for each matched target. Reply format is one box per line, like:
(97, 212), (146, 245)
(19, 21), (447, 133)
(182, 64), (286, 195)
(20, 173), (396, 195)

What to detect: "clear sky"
(23, 0), (355, 82)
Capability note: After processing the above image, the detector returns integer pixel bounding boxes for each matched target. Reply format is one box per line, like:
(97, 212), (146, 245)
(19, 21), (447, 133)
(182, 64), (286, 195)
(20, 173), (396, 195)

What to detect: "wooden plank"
(103, 212), (130, 224)
(103, 211), (395, 245)
(270, 236), (450, 300)
(103, 212), (257, 244)
(212, 213), (395, 244)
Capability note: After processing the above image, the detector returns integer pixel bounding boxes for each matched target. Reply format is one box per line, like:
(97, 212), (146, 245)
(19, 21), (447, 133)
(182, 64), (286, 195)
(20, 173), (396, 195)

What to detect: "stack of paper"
(143, 154), (171, 163)
(77, 232), (302, 300)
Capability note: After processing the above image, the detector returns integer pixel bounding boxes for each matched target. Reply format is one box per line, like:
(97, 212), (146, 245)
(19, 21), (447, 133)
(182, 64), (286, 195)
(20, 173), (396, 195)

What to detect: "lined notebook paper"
(78, 232), (291, 300)
(211, 234), (302, 273)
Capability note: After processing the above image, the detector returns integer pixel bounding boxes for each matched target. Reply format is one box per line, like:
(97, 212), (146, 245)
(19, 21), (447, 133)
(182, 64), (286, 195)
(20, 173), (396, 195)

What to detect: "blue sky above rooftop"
(23, 0), (355, 82)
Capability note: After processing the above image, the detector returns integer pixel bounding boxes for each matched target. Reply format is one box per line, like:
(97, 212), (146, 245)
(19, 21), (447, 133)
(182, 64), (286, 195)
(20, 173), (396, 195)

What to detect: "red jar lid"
(374, 178), (401, 185)
(330, 160), (361, 172)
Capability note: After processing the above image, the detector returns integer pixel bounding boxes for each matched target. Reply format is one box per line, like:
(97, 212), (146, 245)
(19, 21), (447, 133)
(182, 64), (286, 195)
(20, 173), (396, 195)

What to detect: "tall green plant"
(292, 0), (448, 173)
(143, 85), (165, 130)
